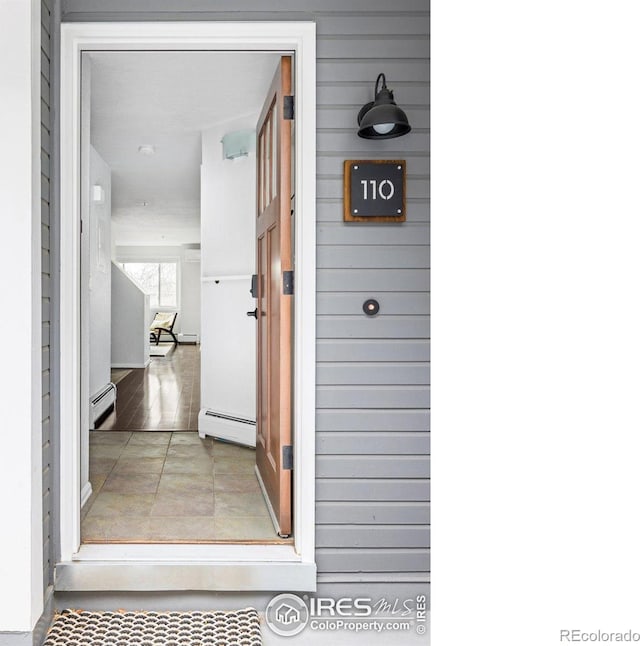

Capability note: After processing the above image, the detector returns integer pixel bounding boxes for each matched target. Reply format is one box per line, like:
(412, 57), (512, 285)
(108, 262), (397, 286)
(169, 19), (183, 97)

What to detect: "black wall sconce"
(357, 73), (412, 140)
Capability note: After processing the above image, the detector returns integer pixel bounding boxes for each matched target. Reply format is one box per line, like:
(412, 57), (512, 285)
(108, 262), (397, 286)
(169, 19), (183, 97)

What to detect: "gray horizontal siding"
(313, 1), (429, 580)
(317, 269), (429, 291)
(316, 36), (428, 59)
(318, 204), (429, 224)
(316, 410), (429, 432)
(62, 0), (429, 16)
(41, 74), (50, 106)
(315, 549), (429, 574)
(317, 154), (430, 176)
(317, 131), (429, 153)
(317, 456), (429, 479)
(41, 0), (53, 594)
(318, 84), (429, 108)
(317, 432), (429, 455)
(317, 223), (429, 245)
(315, 15), (429, 36)
(316, 525), (428, 548)
(317, 340), (430, 362)
(317, 363), (429, 385)
(60, 0), (429, 583)
(317, 479), (429, 502)
(42, 124), (51, 154)
(317, 60), (429, 84)
(316, 501), (429, 525)
(317, 385), (429, 409)
(316, 245), (429, 270)
(317, 317), (429, 339)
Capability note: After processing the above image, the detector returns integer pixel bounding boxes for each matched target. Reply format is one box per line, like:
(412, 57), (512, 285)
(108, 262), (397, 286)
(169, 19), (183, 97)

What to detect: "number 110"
(360, 179), (395, 200)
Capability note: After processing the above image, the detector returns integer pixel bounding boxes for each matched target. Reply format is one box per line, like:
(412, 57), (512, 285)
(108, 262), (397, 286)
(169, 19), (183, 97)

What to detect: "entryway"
(80, 48), (293, 544)
(59, 21), (316, 591)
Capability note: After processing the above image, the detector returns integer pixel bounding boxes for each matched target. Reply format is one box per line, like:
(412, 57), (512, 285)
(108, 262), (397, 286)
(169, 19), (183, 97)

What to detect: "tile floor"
(82, 430), (284, 543)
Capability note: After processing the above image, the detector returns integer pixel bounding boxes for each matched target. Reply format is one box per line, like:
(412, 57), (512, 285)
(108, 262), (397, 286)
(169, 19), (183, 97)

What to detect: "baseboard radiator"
(178, 332), (199, 344)
(90, 382), (116, 429)
(198, 409), (256, 448)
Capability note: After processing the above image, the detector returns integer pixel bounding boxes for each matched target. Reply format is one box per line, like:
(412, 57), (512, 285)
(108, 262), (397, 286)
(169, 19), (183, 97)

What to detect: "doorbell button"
(363, 299), (380, 316)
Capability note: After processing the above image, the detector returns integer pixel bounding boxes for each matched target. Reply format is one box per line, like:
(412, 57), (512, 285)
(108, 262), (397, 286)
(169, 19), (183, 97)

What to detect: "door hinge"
(283, 95), (294, 120)
(283, 270), (294, 295)
(282, 445), (293, 470)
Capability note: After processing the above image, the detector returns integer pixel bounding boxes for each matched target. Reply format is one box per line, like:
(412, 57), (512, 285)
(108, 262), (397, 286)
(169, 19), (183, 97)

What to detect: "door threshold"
(81, 537), (294, 545)
(73, 542), (299, 561)
(56, 543), (316, 592)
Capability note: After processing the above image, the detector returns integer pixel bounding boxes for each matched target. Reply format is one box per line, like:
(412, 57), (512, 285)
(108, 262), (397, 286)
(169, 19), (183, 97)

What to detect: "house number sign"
(344, 160), (406, 222)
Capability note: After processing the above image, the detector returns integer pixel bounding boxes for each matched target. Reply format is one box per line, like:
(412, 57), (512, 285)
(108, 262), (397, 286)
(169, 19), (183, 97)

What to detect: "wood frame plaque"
(344, 159), (406, 222)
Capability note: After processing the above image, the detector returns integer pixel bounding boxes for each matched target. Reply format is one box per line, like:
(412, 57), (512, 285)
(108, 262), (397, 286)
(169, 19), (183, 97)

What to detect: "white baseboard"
(80, 482), (93, 508)
(111, 361), (150, 368)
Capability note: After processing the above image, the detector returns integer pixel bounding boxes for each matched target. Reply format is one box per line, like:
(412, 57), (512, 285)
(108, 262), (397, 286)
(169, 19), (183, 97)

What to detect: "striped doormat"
(44, 608), (262, 645)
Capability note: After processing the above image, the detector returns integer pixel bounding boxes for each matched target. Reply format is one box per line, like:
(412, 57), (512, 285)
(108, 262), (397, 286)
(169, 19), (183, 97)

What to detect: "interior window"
(121, 262), (178, 309)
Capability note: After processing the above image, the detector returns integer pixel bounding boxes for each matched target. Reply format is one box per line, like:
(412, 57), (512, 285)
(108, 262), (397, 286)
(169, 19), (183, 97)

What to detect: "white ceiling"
(88, 51), (280, 246)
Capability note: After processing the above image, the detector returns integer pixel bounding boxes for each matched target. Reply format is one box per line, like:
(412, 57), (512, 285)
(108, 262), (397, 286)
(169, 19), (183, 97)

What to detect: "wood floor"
(99, 344), (200, 431)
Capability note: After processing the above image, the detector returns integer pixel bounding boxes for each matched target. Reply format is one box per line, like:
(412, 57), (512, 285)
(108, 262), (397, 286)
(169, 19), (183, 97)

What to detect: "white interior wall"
(111, 263), (150, 368)
(180, 257), (201, 338)
(88, 146), (112, 398)
(84, 146), (112, 505)
(201, 117), (257, 277)
(200, 278), (257, 424)
(79, 56), (91, 507)
(114, 245), (200, 338)
(81, 74), (114, 508)
(200, 117), (257, 424)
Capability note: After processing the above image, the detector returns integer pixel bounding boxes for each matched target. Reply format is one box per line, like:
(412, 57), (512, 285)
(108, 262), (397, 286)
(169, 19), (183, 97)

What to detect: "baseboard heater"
(178, 332), (199, 344)
(90, 382), (116, 430)
(198, 409), (256, 448)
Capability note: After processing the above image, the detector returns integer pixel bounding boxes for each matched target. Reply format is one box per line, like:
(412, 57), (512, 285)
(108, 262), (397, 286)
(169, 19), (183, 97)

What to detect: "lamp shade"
(357, 74), (412, 140)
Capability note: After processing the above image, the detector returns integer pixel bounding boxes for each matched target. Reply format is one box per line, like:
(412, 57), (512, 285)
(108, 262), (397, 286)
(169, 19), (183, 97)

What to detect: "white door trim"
(0, 0), (43, 630)
(59, 21), (317, 590)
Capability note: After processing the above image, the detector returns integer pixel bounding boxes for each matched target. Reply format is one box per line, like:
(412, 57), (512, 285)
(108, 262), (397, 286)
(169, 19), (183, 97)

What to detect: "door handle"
(246, 308), (258, 319)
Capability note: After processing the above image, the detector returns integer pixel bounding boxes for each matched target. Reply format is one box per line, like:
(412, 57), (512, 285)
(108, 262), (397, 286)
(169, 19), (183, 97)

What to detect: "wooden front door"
(255, 56), (293, 538)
